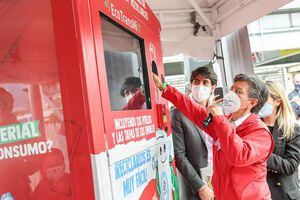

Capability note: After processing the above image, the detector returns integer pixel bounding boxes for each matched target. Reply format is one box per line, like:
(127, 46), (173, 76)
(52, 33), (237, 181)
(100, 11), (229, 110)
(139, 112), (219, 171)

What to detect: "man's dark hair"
(234, 74), (269, 114)
(120, 77), (142, 97)
(190, 66), (217, 86)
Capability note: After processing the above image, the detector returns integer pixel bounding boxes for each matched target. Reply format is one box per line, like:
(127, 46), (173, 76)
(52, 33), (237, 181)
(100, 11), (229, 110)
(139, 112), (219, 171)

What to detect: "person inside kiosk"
(120, 77), (146, 110)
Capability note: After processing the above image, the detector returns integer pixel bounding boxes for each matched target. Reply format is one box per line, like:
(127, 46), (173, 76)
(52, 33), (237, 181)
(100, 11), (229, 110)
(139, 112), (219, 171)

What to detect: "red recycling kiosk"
(0, 0), (177, 199)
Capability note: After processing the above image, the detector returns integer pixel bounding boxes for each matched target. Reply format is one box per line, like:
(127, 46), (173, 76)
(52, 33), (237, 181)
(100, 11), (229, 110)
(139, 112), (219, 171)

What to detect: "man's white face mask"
(223, 91), (241, 114)
(191, 85), (212, 103)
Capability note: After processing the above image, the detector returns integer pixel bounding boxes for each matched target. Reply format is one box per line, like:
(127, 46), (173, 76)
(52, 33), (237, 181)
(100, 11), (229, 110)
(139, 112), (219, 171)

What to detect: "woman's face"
(266, 94), (281, 114)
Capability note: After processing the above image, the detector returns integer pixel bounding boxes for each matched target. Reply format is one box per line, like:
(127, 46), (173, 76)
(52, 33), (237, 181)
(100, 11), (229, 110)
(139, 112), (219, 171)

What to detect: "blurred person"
(289, 73), (300, 100)
(171, 67), (216, 200)
(0, 87), (17, 125)
(152, 73), (273, 200)
(0, 87), (32, 200)
(260, 81), (300, 200)
(289, 73), (300, 119)
(120, 77), (146, 110)
(32, 148), (71, 200)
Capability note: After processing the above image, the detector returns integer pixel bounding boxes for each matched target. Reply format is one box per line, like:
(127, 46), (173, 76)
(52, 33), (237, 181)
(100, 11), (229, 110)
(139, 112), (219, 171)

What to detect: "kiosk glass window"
(0, 0), (72, 199)
(101, 16), (151, 111)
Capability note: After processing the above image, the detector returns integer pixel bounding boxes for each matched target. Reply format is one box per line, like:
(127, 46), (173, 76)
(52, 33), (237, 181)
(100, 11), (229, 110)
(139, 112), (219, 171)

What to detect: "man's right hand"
(198, 185), (214, 200)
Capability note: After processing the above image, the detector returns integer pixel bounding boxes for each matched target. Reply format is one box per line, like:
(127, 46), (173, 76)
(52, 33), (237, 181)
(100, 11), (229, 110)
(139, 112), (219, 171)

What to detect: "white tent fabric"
(146, 0), (292, 59)
(222, 27), (254, 86)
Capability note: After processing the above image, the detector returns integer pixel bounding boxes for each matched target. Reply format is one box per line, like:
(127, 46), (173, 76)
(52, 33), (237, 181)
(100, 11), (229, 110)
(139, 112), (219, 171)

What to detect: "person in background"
(120, 77), (146, 110)
(289, 73), (300, 119)
(152, 73), (273, 200)
(171, 67), (215, 200)
(260, 81), (300, 200)
(32, 148), (71, 200)
(0, 87), (32, 200)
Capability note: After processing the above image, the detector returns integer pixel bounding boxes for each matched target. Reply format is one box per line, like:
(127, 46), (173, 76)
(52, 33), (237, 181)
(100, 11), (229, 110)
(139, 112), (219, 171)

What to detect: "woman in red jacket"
(153, 73), (274, 200)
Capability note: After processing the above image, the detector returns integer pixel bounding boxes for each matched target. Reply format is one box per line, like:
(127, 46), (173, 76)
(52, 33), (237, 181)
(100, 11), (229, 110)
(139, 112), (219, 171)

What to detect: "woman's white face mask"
(191, 85), (212, 103)
(223, 91), (241, 114)
(258, 102), (273, 118)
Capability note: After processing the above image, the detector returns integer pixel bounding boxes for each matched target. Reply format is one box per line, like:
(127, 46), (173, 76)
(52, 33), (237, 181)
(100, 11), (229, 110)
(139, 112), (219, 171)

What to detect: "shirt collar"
(231, 113), (251, 128)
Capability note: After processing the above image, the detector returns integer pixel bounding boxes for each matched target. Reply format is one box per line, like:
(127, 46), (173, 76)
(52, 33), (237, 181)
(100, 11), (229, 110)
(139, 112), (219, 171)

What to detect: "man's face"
(230, 81), (257, 113)
(191, 75), (213, 87)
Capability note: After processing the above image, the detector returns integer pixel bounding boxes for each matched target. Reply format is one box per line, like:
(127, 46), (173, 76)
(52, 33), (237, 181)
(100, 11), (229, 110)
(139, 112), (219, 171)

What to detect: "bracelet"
(159, 82), (168, 91)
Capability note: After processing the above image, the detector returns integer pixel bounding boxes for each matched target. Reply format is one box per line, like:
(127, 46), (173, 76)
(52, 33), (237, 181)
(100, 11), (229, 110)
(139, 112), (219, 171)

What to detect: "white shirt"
(231, 113), (251, 128)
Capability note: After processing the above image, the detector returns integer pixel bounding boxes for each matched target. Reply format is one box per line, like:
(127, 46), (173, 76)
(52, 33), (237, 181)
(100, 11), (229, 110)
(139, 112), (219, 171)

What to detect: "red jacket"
(123, 90), (146, 110)
(162, 85), (274, 200)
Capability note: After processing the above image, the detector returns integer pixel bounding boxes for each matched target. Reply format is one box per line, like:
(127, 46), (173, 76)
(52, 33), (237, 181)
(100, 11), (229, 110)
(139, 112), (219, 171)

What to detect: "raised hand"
(152, 73), (163, 88)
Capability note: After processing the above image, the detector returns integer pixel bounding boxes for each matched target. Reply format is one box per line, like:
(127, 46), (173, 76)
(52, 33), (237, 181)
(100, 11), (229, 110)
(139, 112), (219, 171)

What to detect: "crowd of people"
(152, 67), (300, 200)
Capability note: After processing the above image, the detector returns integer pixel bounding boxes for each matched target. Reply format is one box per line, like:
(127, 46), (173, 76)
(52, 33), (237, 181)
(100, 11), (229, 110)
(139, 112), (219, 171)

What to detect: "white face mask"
(258, 103), (273, 118)
(125, 94), (133, 103)
(191, 85), (212, 103)
(223, 91), (241, 114)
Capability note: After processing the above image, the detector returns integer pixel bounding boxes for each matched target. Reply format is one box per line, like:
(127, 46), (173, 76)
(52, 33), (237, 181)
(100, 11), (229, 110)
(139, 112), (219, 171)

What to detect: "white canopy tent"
(146, 0), (293, 60)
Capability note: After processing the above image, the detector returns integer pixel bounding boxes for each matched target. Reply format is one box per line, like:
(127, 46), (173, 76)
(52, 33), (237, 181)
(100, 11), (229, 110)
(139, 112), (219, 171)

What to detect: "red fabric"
(123, 89), (146, 110)
(0, 163), (32, 199)
(32, 174), (71, 200)
(162, 85), (274, 200)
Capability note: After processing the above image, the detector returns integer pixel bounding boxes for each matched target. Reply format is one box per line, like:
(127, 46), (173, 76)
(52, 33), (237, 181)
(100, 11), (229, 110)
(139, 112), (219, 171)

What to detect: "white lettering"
(110, 3), (140, 32)
(0, 141), (52, 160)
(0, 128), (7, 142)
(7, 126), (16, 141)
